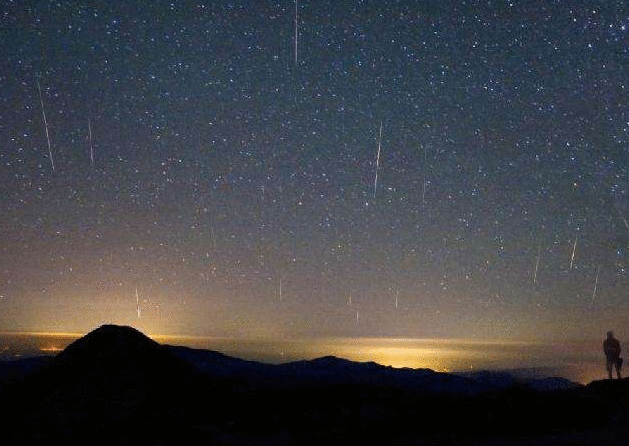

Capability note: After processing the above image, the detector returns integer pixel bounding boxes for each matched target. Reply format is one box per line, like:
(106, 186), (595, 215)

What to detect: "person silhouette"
(603, 331), (622, 379)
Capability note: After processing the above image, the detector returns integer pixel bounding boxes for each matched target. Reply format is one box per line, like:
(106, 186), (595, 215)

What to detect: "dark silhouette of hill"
(176, 348), (484, 394)
(3, 324), (629, 445)
(167, 347), (580, 395)
(2, 325), (237, 445)
(53, 324), (184, 377)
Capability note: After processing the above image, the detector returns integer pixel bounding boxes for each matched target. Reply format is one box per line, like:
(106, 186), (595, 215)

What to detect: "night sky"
(2, 1), (629, 344)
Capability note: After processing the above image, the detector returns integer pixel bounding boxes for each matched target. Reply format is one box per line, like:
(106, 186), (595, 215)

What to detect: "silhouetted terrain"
(2, 325), (629, 445)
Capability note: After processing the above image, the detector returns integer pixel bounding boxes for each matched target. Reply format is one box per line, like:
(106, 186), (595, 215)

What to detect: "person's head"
(608, 331), (615, 339)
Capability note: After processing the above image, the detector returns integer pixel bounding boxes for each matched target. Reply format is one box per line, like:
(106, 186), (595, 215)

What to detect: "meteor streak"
(615, 206), (629, 233)
(294, 0), (298, 66)
(135, 288), (141, 318)
(569, 236), (578, 269)
(422, 145), (427, 207)
(373, 120), (382, 198)
(533, 248), (540, 284)
(591, 266), (600, 304)
(36, 78), (54, 172)
(88, 116), (94, 165)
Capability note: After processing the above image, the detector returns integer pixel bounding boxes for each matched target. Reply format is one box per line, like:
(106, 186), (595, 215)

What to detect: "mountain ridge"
(2, 324), (627, 445)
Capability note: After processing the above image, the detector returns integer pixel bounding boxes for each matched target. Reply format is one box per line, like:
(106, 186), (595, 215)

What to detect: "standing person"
(603, 331), (622, 379)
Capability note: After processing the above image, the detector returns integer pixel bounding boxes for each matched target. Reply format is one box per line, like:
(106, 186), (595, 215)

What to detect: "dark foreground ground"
(1, 325), (628, 445)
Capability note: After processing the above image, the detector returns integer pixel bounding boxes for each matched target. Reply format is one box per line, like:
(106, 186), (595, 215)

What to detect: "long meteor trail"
(533, 248), (540, 284)
(373, 120), (382, 198)
(88, 116), (94, 166)
(36, 78), (54, 172)
(294, 0), (298, 66)
(135, 287), (141, 318)
(591, 266), (600, 304)
(569, 235), (578, 270)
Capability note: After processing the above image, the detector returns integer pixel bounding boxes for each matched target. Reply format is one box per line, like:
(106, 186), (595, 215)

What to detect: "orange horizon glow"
(0, 330), (607, 384)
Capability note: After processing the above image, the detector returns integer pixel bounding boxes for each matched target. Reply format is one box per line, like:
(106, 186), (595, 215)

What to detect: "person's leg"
(607, 359), (613, 379)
